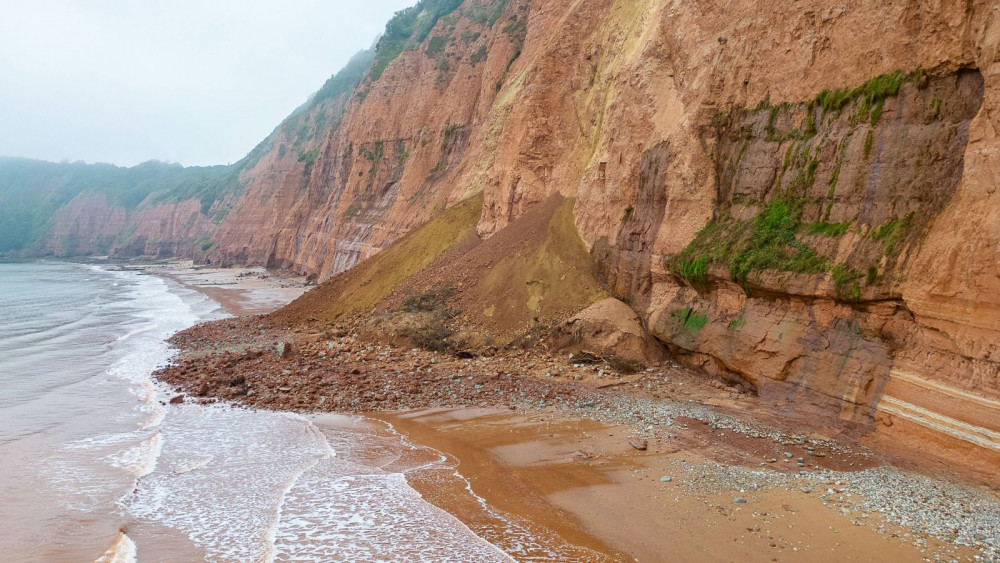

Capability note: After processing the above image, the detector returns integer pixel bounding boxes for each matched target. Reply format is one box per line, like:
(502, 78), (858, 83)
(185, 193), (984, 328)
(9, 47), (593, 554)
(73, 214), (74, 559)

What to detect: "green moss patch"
(815, 70), (911, 125)
(672, 307), (708, 332)
(805, 220), (852, 237)
(872, 213), (914, 254)
(670, 197), (829, 289)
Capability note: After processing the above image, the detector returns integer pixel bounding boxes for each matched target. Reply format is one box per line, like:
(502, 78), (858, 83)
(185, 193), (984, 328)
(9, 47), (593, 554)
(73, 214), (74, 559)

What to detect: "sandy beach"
(138, 261), (309, 316)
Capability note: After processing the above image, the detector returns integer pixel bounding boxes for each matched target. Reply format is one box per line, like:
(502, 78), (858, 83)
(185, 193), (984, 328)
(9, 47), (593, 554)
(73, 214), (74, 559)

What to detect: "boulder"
(549, 298), (667, 363)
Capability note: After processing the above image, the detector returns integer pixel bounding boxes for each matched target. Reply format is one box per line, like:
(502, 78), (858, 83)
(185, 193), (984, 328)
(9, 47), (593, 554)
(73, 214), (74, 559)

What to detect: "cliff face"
(44, 193), (224, 260)
(654, 69), (985, 419)
(201, 0), (999, 452)
(211, 0), (530, 278)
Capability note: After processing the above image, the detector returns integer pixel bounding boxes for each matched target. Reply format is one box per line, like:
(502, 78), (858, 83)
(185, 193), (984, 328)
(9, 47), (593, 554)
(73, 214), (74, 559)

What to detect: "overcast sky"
(0, 0), (414, 167)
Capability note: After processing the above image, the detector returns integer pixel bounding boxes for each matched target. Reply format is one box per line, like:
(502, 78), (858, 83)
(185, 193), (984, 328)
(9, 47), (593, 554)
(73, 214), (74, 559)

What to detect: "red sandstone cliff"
(44, 193), (225, 260)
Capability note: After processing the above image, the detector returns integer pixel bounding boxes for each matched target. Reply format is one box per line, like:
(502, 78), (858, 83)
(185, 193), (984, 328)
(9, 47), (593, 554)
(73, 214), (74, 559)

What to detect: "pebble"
(733, 497), (748, 504)
(660, 475), (672, 483)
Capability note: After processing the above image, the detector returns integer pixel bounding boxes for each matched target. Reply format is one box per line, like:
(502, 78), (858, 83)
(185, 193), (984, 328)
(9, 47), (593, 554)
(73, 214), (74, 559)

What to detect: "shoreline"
(138, 261), (308, 317)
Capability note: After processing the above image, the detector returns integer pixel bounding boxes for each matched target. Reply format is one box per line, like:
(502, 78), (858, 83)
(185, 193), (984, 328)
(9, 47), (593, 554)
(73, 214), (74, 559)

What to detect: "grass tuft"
(832, 263), (862, 301)
(400, 285), (457, 314)
(672, 307), (708, 331)
(872, 213), (913, 254)
(805, 220), (851, 237)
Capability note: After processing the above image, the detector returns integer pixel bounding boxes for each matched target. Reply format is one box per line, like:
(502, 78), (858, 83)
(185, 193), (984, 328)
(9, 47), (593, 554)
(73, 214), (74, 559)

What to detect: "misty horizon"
(0, 0), (415, 168)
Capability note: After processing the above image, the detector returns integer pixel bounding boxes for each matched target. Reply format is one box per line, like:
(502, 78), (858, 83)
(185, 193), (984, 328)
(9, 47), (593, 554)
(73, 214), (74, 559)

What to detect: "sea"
(0, 261), (603, 562)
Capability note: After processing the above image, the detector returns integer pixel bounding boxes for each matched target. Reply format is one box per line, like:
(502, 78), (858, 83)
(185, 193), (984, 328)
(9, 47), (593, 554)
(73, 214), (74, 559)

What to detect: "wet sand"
(379, 408), (976, 562)
(140, 262), (308, 316)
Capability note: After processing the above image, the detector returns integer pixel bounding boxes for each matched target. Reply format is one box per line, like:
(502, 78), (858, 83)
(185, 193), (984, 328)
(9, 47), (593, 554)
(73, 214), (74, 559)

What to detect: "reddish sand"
(379, 408), (975, 562)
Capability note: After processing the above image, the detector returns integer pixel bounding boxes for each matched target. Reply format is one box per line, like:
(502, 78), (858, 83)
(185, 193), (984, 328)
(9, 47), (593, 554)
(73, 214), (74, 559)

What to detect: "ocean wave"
(107, 432), (162, 480)
(95, 531), (136, 563)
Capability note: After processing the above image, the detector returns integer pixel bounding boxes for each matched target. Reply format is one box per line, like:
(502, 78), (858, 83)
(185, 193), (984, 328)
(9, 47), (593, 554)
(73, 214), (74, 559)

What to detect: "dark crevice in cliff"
(592, 141), (671, 312)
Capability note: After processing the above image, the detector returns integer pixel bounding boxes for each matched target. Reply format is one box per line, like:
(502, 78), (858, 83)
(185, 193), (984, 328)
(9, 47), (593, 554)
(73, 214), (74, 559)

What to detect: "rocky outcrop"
(651, 69), (986, 419)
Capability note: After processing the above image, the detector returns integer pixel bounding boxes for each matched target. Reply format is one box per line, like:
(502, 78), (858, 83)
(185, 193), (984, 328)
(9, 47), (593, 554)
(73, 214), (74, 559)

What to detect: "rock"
(733, 497), (748, 504)
(169, 395), (184, 404)
(548, 298), (668, 364)
(660, 475), (672, 482)
(276, 341), (294, 359)
(627, 437), (648, 451)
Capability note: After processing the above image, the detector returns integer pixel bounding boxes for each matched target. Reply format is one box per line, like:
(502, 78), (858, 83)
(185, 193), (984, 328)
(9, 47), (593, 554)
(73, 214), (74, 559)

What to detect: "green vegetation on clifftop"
(370, 0), (465, 80)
